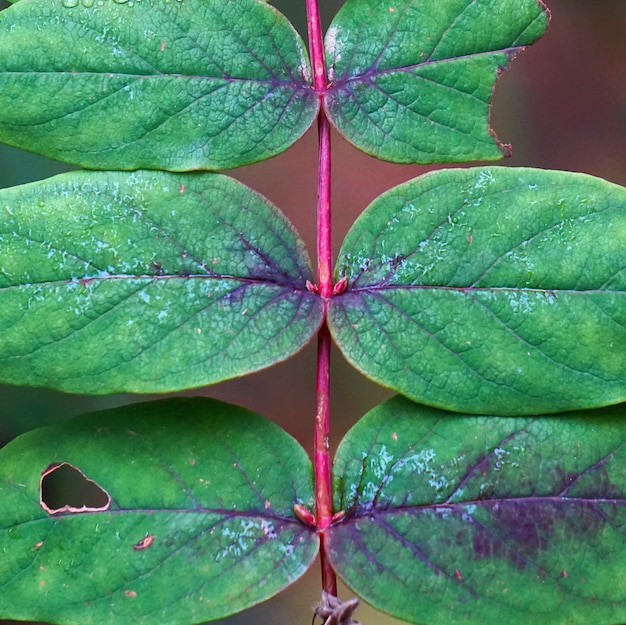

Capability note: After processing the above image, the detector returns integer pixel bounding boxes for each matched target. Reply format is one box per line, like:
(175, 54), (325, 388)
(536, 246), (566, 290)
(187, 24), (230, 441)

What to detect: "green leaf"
(0, 170), (323, 393)
(0, 0), (317, 170)
(329, 395), (626, 625)
(328, 167), (626, 415)
(324, 0), (549, 164)
(0, 397), (318, 625)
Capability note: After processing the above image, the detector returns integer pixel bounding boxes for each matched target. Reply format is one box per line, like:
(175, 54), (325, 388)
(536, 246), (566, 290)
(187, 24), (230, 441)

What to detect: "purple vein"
(354, 290), (530, 392)
(469, 292), (616, 382)
(443, 427), (529, 504)
(425, 0), (478, 63)
(558, 444), (626, 497)
(82, 286), (311, 380)
(369, 420), (443, 509)
(54, 514), (306, 608)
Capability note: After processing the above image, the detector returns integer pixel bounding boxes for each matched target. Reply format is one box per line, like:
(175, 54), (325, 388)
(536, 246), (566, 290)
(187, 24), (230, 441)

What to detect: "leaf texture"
(329, 395), (626, 625)
(0, 170), (323, 393)
(329, 167), (626, 415)
(0, 0), (318, 170)
(0, 397), (318, 625)
(324, 0), (549, 163)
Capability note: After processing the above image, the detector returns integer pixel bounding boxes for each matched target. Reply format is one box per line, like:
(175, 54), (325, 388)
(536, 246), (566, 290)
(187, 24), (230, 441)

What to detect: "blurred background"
(0, 0), (625, 624)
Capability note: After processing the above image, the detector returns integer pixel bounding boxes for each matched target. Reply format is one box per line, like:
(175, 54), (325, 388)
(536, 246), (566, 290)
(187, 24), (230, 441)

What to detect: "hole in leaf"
(40, 463), (111, 515)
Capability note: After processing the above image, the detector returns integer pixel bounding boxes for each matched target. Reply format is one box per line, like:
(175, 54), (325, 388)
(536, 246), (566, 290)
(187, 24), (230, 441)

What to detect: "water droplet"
(62, 0), (79, 7)
(82, 0), (94, 6)
(113, 0), (129, 4)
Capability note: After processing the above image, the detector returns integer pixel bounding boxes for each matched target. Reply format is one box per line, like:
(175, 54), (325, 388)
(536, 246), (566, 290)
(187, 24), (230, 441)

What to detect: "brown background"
(0, 1), (625, 624)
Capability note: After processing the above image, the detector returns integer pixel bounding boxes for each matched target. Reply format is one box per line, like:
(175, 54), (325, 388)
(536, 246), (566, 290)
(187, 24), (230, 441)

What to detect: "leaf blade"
(329, 396), (626, 625)
(0, 397), (318, 625)
(0, 0), (318, 170)
(324, 0), (549, 163)
(0, 170), (323, 393)
(328, 167), (626, 415)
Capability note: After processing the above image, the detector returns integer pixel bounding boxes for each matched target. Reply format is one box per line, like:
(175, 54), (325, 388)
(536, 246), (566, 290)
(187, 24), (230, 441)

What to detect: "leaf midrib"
(344, 284), (626, 295)
(344, 495), (626, 520)
(328, 46), (520, 88)
(0, 273), (312, 291)
(2, 507), (307, 531)
(0, 70), (310, 86)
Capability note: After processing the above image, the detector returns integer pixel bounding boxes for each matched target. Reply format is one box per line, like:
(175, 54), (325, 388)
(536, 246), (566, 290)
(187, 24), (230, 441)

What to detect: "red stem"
(317, 111), (332, 299)
(306, 0), (327, 94)
(315, 323), (337, 595)
(307, 0), (332, 299)
(306, 0), (337, 596)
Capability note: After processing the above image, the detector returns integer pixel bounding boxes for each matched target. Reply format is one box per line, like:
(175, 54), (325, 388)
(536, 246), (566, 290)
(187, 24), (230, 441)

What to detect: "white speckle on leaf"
(369, 444), (395, 480)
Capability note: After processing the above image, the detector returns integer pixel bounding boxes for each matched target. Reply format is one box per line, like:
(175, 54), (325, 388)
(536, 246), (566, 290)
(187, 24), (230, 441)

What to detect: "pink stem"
(306, 0), (327, 94)
(315, 323), (337, 595)
(306, 0), (332, 299)
(317, 111), (333, 299)
(306, 0), (337, 596)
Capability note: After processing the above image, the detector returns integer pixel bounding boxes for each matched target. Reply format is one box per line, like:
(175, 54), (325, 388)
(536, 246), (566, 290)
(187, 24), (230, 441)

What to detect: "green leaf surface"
(0, 397), (317, 625)
(324, 0), (549, 164)
(0, 170), (323, 393)
(0, 0), (318, 170)
(329, 395), (626, 625)
(329, 167), (626, 415)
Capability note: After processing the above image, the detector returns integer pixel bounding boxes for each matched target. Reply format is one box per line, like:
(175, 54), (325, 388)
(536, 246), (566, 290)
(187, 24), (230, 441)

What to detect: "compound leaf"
(328, 395), (626, 625)
(324, 0), (549, 164)
(0, 170), (323, 393)
(329, 167), (626, 415)
(0, 397), (318, 625)
(0, 0), (318, 170)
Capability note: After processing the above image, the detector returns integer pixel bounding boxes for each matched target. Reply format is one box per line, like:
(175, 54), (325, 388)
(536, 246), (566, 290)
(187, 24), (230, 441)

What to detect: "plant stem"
(306, 0), (337, 596)
(315, 323), (336, 595)
(307, 0), (332, 299)
(317, 111), (333, 299)
(306, 0), (327, 94)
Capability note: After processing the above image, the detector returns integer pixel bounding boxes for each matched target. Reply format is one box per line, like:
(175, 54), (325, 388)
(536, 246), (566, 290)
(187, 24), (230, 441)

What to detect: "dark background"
(0, 1), (625, 624)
